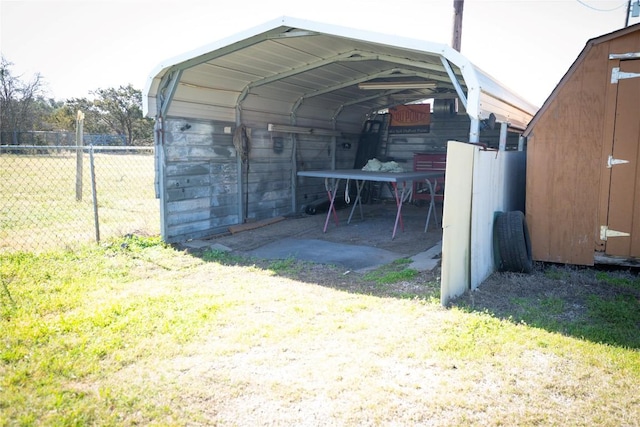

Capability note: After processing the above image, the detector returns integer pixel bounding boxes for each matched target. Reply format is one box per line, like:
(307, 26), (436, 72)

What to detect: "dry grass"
(1, 236), (639, 426)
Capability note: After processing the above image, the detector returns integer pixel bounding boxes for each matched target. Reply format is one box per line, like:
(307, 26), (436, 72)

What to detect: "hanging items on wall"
(272, 136), (284, 154)
(233, 125), (251, 222)
(233, 125), (251, 163)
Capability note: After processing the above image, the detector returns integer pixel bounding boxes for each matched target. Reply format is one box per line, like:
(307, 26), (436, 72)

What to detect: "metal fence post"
(89, 146), (100, 243)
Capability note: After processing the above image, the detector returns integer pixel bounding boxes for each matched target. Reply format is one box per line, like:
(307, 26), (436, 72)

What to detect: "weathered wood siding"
(295, 133), (359, 209)
(162, 118), (359, 241)
(526, 29), (640, 265)
(386, 114), (521, 164)
(162, 119), (238, 242)
(244, 129), (293, 220)
(161, 110), (522, 243)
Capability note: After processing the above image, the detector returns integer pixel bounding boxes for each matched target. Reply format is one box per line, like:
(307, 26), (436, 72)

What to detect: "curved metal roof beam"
(238, 50), (371, 123)
(292, 67), (455, 122)
(245, 49), (456, 92)
(290, 68), (427, 111)
(440, 57), (467, 109)
(156, 69), (183, 118)
(246, 50), (373, 90)
(331, 91), (404, 123)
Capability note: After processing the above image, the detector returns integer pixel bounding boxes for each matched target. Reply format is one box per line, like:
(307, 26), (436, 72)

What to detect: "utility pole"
(626, 0), (640, 27)
(452, 0), (465, 51)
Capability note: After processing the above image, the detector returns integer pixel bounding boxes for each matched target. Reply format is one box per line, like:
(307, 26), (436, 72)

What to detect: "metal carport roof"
(143, 16), (537, 140)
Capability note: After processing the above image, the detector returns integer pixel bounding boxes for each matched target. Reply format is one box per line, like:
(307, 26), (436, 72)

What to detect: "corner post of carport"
(154, 68), (182, 241)
(498, 122), (508, 151)
(439, 55), (480, 143)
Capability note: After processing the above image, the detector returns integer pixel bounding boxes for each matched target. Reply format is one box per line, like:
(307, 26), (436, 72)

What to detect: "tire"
(494, 210), (533, 273)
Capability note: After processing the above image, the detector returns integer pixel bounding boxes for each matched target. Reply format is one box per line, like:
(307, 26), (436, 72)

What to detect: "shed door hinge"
(609, 52), (640, 60)
(611, 67), (640, 83)
(607, 154), (630, 168)
(600, 225), (631, 241)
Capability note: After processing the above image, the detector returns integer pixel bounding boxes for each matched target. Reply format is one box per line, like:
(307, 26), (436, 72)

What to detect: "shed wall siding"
(161, 111), (525, 242)
(295, 133), (359, 211)
(526, 42), (611, 265)
(244, 130), (294, 220)
(385, 114), (520, 161)
(162, 119), (239, 242)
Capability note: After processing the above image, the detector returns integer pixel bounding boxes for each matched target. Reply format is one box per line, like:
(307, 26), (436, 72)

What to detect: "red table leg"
(391, 182), (406, 239)
(323, 177), (341, 233)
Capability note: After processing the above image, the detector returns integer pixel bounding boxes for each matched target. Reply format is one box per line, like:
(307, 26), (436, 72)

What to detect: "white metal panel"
(440, 141), (475, 305)
(469, 150), (526, 289)
(469, 150), (506, 290)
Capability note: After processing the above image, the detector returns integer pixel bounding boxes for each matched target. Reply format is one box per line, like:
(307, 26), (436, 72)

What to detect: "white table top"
(297, 169), (443, 182)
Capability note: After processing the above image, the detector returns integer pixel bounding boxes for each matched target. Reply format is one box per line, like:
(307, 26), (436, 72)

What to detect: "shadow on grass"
(184, 246), (442, 302)
(448, 262), (640, 350)
(184, 246), (640, 350)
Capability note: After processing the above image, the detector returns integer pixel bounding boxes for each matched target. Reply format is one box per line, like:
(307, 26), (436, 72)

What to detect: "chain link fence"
(0, 130), (127, 146)
(0, 145), (159, 253)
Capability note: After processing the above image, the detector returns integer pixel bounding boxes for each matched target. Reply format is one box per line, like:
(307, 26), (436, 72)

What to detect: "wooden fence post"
(75, 110), (84, 201)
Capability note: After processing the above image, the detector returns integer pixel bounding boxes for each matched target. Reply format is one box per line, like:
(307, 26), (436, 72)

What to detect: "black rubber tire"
(494, 210), (533, 273)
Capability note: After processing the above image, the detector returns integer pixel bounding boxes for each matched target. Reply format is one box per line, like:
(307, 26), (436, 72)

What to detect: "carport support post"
(330, 136), (337, 170)
(291, 134), (298, 213)
(499, 122), (508, 151)
(469, 117), (480, 143)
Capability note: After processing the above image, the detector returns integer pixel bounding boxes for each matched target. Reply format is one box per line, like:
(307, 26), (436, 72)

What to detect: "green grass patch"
(1, 239), (639, 425)
(363, 258), (419, 285)
(595, 270), (640, 291)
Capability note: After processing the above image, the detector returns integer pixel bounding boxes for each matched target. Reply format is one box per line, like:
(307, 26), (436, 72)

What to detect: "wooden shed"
(524, 23), (640, 266)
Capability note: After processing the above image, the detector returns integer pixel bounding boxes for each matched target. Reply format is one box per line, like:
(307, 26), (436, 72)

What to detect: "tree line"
(0, 55), (154, 146)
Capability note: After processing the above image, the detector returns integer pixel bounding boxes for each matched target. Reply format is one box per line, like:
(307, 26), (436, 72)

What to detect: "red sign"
(389, 104), (431, 134)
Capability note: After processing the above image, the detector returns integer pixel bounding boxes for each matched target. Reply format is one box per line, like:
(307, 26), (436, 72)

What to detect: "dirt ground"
(205, 200), (443, 258)
(187, 200), (640, 329)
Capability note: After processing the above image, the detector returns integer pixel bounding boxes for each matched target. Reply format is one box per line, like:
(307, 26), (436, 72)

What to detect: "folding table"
(297, 169), (443, 239)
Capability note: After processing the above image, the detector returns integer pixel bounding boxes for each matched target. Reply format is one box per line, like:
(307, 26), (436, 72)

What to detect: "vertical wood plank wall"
(161, 110), (521, 243)
(245, 130), (294, 220)
(162, 119), (238, 242)
(526, 43), (611, 265)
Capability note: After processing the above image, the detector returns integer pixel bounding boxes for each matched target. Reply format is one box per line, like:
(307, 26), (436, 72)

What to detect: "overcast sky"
(1, 0), (638, 107)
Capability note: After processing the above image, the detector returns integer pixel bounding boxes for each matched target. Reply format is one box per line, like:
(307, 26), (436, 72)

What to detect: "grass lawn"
(1, 235), (639, 426)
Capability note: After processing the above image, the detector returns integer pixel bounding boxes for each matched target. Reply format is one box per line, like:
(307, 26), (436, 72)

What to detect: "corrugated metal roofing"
(144, 16), (537, 138)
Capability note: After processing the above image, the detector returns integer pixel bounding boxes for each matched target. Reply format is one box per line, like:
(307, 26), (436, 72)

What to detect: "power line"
(575, 0), (628, 12)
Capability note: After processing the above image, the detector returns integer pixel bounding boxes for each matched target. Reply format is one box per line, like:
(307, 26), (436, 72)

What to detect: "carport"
(143, 16), (537, 303)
